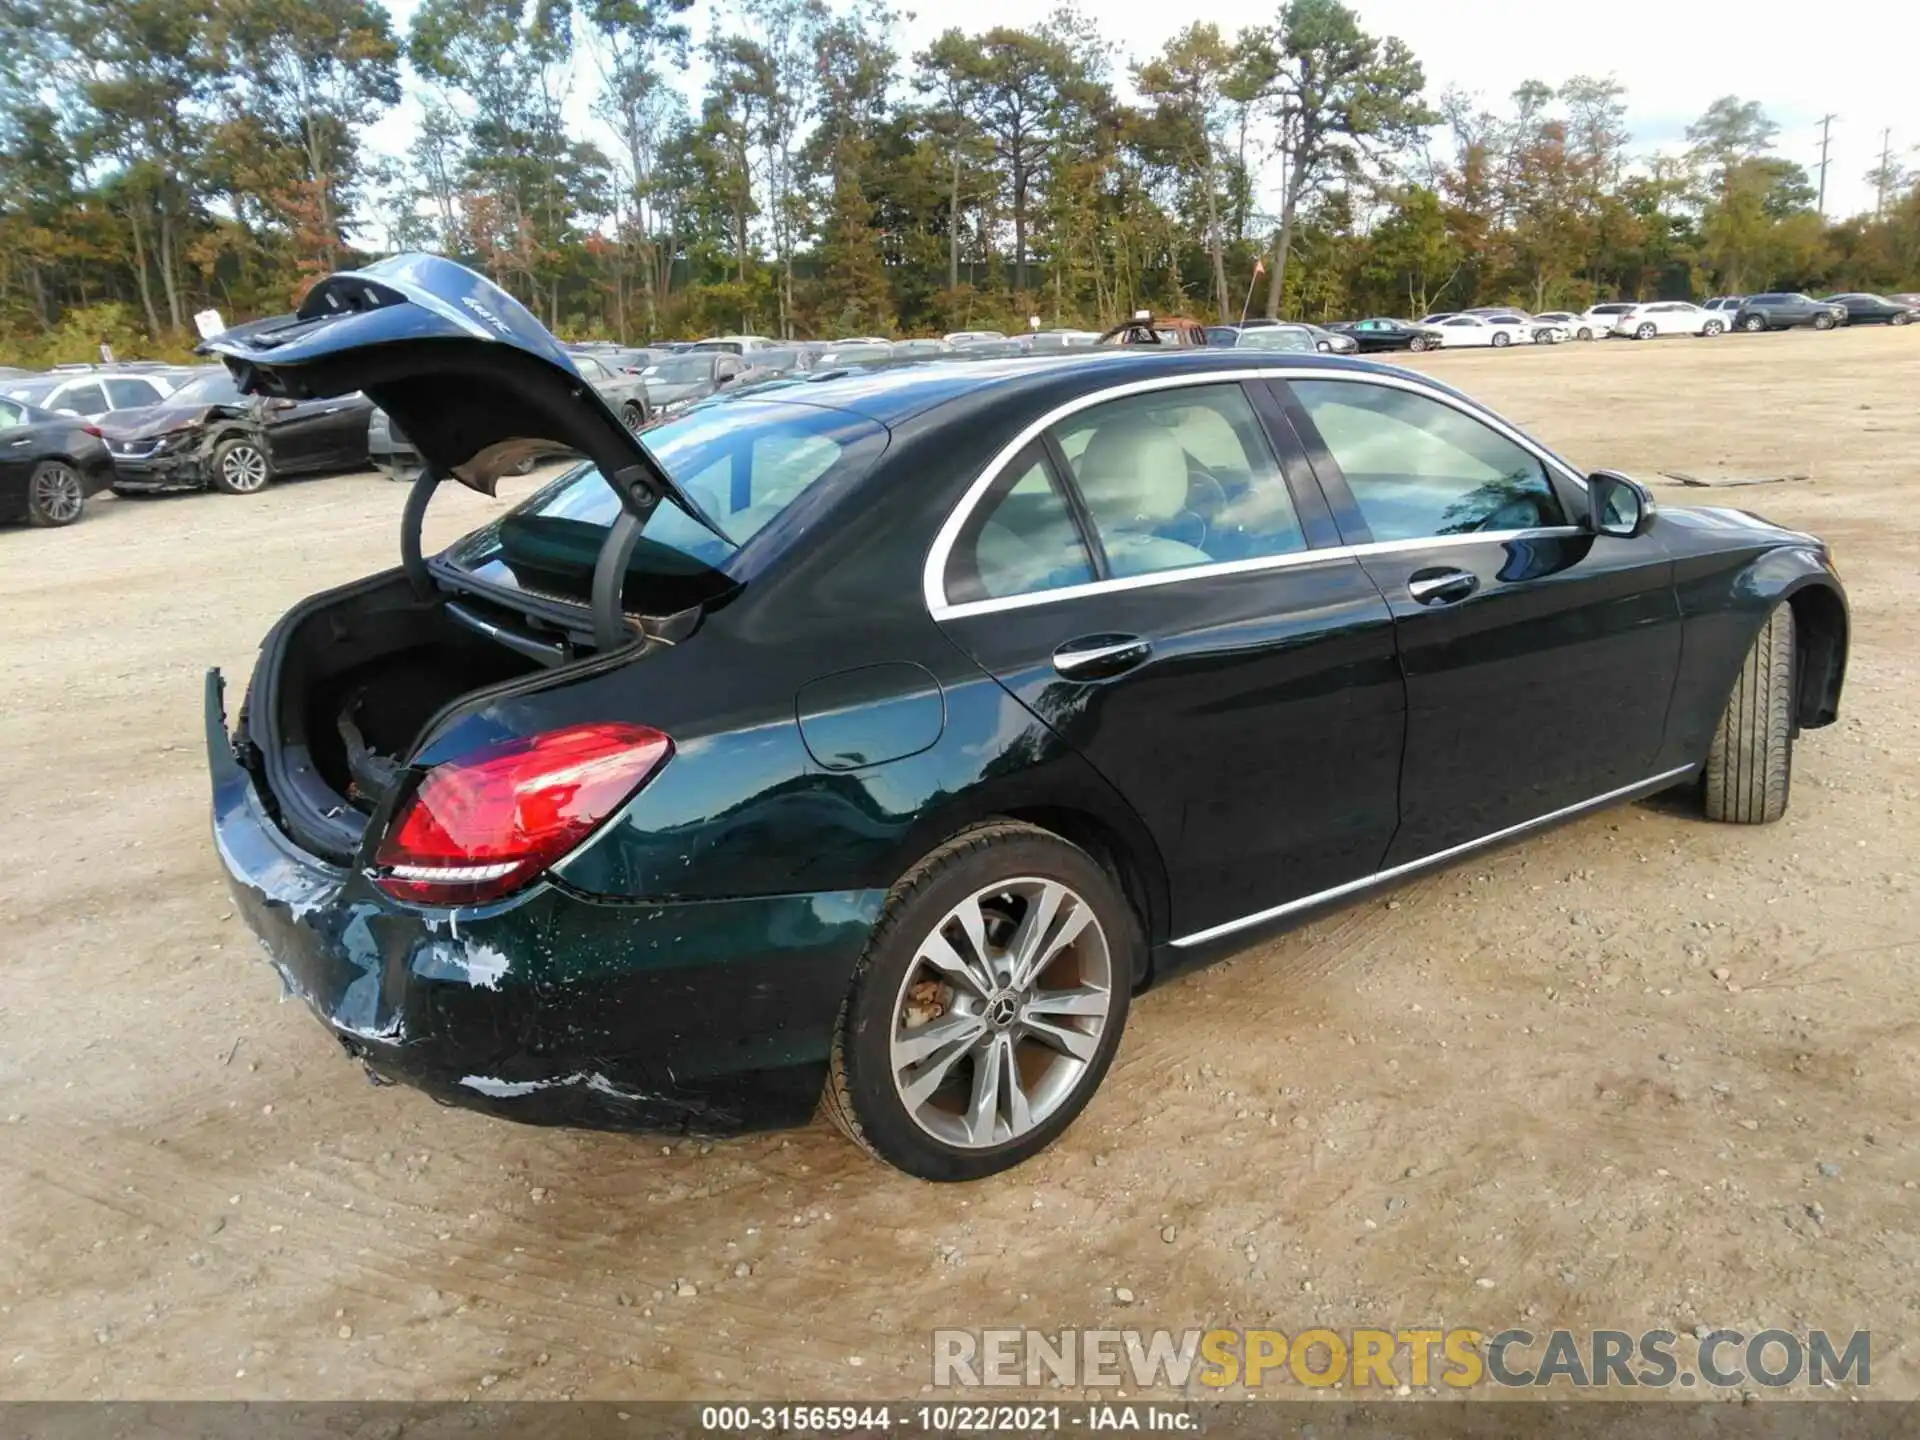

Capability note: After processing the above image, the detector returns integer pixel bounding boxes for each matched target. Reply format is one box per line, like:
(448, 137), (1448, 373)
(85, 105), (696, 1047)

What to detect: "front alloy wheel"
(1703, 320), (1725, 336)
(1812, 313), (1836, 331)
(27, 461), (86, 526)
(825, 822), (1136, 1180)
(1635, 322), (1658, 340)
(1743, 315), (1767, 332)
(212, 438), (271, 494)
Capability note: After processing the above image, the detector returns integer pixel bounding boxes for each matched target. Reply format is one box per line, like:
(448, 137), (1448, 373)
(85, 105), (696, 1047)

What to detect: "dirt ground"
(1, 329), (1916, 1403)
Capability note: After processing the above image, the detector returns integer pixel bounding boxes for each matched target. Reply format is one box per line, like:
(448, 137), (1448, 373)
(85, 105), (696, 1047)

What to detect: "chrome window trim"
(922, 366), (1590, 621)
(1171, 763), (1699, 949)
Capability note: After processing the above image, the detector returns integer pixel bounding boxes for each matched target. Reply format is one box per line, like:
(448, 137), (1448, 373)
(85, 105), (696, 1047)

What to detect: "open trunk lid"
(204, 253), (729, 648)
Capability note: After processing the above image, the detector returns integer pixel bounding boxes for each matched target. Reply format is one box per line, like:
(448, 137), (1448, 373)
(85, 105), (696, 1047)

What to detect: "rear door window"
(943, 446), (1096, 603)
(105, 378), (162, 408)
(55, 382), (106, 415)
(1052, 383), (1306, 577)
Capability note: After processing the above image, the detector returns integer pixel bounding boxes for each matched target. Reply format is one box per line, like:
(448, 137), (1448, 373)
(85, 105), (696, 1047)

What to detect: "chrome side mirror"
(1587, 469), (1655, 539)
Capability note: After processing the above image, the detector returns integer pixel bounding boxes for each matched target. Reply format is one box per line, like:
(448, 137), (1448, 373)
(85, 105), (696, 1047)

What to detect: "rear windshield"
(442, 399), (889, 611)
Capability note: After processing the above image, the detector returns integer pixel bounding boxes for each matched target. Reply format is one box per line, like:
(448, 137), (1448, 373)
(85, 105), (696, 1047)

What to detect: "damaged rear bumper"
(204, 668), (880, 1134)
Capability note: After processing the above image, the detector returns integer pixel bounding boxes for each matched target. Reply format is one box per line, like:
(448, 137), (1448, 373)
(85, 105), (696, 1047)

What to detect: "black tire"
(1702, 604), (1795, 824)
(1742, 315), (1767, 333)
(1315, 340), (1332, 353)
(619, 400), (648, 433)
(26, 460), (87, 526)
(1491, 331), (1511, 348)
(823, 820), (1138, 1181)
(1812, 313), (1836, 331)
(210, 437), (272, 495)
(1407, 336), (1429, 352)
(1892, 312), (1911, 326)
(1576, 326), (1594, 341)
(1635, 322), (1658, 340)
(1702, 320), (1724, 336)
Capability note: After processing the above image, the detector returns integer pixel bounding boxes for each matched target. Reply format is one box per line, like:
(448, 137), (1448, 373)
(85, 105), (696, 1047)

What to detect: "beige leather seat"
(1071, 416), (1212, 577)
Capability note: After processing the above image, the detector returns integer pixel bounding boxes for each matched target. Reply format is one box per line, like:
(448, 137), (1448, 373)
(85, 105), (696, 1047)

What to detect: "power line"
(1877, 128), (1893, 218)
(1816, 113), (1838, 217)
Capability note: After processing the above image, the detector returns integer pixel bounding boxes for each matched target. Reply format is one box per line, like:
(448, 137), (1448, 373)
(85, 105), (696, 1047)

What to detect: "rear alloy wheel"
(1491, 331), (1511, 348)
(1703, 320), (1725, 336)
(1742, 315), (1767, 332)
(1892, 312), (1911, 326)
(1576, 326), (1594, 341)
(619, 401), (648, 433)
(1812, 313), (1836, 331)
(1315, 340), (1332, 353)
(211, 438), (271, 495)
(824, 821), (1137, 1180)
(1702, 603), (1795, 824)
(1407, 336), (1429, 353)
(1635, 322), (1658, 340)
(26, 460), (86, 527)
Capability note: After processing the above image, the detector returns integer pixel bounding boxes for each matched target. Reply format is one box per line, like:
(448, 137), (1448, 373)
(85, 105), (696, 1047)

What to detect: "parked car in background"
(3, 369), (182, 421)
(1329, 318), (1447, 353)
(1419, 312), (1457, 325)
(0, 396), (114, 527)
(1098, 313), (1210, 347)
(1611, 301), (1728, 339)
(1431, 314), (1533, 348)
(813, 342), (895, 369)
(1567, 303), (1636, 340)
(1478, 310), (1568, 344)
(1702, 297), (1745, 330)
(892, 338), (953, 360)
(567, 351), (655, 432)
(943, 330), (1005, 345)
(567, 343), (663, 375)
(638, 351), (768, 415)
(1885, 292), (1920, 309)
(96, 367), (373, 495)
(203, 253), (1850, 1180)
(1023, 330), (1102, 352)
(690, 335), (780, 355)
(1232, 324), (1320, 353)
(1821, 293), (1919, 326)
(1296, 323), (1358, 354)
(1733, 294), (1846, 332)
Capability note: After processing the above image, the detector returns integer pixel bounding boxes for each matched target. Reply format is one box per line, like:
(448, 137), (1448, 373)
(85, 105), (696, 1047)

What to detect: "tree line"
(3, 0), (1917, 363)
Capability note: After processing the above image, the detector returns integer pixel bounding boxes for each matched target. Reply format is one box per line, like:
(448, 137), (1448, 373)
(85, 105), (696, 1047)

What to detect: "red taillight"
(83, 425), (105, 438)
(372, 722), (672, 906)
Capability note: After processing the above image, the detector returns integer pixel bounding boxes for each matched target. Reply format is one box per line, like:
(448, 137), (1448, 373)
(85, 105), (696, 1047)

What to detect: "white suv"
(1611, 301), (1727, 339)
(2, 369), (181, 419)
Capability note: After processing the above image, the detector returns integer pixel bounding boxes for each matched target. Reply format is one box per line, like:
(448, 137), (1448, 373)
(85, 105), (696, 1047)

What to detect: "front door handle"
(1053, 634), (1152, 680)
(1407, 567), (1479, 605)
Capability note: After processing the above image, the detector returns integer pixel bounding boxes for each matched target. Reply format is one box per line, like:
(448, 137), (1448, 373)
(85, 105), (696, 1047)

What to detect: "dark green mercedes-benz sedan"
(205, 255), (1848, 1180)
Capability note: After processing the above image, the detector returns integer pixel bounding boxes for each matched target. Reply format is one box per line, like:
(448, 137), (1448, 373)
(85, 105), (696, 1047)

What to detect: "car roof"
(730, 348), (1436, 429)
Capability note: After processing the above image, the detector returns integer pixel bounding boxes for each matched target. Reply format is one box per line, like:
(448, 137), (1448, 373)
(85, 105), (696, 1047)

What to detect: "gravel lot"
(1, 329), (1915, 1401)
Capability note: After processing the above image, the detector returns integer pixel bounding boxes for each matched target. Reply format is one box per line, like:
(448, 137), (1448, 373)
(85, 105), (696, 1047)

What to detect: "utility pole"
(1816, 113), (1838, 216)
(1877, 128), (1893, 218)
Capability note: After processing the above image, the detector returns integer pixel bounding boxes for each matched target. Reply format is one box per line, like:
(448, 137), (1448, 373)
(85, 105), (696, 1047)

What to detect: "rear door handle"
(1407, 568), (1479, 605)
(1052, 634), (1152, 679)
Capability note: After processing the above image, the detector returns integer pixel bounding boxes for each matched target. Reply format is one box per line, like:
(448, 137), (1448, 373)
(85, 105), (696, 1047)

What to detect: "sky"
(367, 0), (1918, 231)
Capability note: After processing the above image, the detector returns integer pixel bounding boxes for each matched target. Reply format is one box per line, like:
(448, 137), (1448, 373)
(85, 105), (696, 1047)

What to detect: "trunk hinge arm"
(590, 486), (661, 653)
(400, 464), (444, 599)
